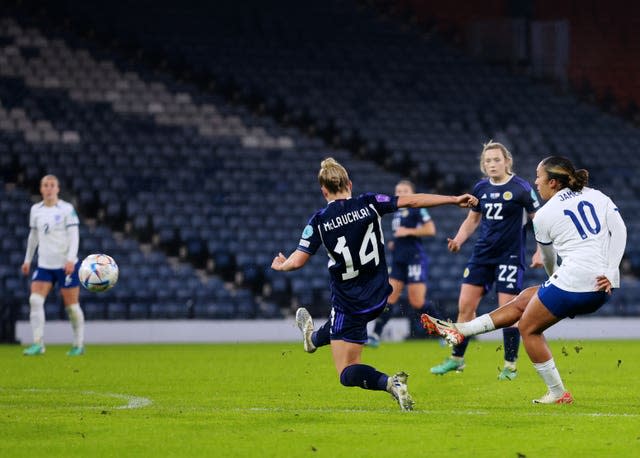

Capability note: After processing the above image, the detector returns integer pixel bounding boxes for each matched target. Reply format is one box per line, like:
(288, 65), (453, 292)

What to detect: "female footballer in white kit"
(421, 156), (627, 404)
(21, 175), (85, 356)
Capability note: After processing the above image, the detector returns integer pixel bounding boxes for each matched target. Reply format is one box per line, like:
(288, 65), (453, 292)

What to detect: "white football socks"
(456, 314), (495, 336)
(66, 303), (85, 348)
(29, 293), (45, 344)
(533, 358), (566, 397)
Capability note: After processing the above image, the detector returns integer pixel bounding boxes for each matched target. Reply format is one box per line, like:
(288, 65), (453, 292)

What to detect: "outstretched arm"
(271, 250), (311, 272)
(397, 193), (477, 209)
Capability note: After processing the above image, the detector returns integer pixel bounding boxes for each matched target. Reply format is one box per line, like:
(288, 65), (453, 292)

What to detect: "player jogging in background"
(422, 156), (627, 404)
(430, 141), (541, 380)
(271, 157), (477, 411)
(21, 174), (85, 356)
(368, 179), (436, 347)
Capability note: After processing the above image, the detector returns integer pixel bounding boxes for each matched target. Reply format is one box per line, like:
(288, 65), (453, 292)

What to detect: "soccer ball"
(78, 254), (119, 292)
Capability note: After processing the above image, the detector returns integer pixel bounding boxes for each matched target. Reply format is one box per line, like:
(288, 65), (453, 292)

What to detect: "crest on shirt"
(503, 191), (513, 201)
(463, 267), (470, 278)
(401, 209), (409, 217)
(301, 225), (313, 239)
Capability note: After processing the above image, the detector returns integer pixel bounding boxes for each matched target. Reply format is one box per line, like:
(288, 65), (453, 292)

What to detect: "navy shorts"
(32, 261), (81, 289)
(330, 305), (386, 344)
(461, 262), (524, 295)
(538, 282), (609, 319)
(389, 257), (429, 284)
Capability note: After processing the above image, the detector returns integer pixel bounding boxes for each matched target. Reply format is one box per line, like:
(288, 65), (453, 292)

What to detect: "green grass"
(1, 339), (639, 457)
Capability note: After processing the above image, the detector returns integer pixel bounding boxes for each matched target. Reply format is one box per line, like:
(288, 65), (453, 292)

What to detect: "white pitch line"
(229, 407), (640, 418)
(81, 390), (153, 409)
(6, 388), (152, 410)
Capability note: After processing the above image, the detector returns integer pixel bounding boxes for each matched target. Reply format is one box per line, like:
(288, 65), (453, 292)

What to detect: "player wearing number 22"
(271, 157), (477, 410)
(430, 141), (542, 380)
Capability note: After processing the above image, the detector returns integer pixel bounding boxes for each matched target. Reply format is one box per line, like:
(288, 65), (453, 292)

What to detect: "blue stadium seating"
(0, 1), (639, 324)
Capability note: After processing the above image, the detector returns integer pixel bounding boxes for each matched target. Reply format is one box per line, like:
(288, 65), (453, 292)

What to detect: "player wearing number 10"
(421, 156), (627, 404)
(271, 158), (477, 410)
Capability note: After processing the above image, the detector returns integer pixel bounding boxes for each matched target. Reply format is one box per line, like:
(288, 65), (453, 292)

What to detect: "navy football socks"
(373, 305), (393, 336)
(311, 320), (331, 348)
(452, 335), (470, 358)
(340, 364), (388, 391)
(503, 327), (520, 363)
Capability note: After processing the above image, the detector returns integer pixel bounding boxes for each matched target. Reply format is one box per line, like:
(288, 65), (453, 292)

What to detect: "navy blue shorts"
(389, 257), (429, 284)
(330, 305), (386, 344)
(461, 262), (524, 295)
(32, 261), (81, 289)
(538, 282), (609, 319)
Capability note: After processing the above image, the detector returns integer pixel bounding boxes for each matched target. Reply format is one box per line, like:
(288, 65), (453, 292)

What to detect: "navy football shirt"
(469, 175), (540, 265)
(296, 193), (398, 314)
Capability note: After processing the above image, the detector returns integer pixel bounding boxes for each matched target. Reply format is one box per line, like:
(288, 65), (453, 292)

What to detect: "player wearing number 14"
(271, 157), (477, 411)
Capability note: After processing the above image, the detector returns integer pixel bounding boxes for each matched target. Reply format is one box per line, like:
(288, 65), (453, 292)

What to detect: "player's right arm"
(447, 210), (481, 252)
(22, 208), (38, 276)
(271, 250), (311, 272)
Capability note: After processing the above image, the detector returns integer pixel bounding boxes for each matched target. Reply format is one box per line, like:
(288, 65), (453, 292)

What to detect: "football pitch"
(1, 339), (639, 457)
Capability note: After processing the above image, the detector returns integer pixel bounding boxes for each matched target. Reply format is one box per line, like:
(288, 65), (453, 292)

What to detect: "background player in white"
(430, 142), (541, 380)
(271, 158), (476, 411)
(421, 156), (627, 404)
(21, 175), (85, 356)
(368, 179), (436, 347)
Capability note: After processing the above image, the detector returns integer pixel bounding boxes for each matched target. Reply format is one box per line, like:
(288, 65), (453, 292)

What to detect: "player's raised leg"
(423, 286), (538, 341)
(295, 307), (318, 353)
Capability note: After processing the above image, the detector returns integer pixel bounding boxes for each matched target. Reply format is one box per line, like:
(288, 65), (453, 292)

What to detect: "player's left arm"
(271, 250), (311, 272)
(65, 224), (79, 275)
(65, 206), (80, 275)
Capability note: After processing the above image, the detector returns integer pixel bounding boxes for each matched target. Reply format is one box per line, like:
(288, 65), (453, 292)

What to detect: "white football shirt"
(533, 187), (623, 292)
(27, 199), (80, 269)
